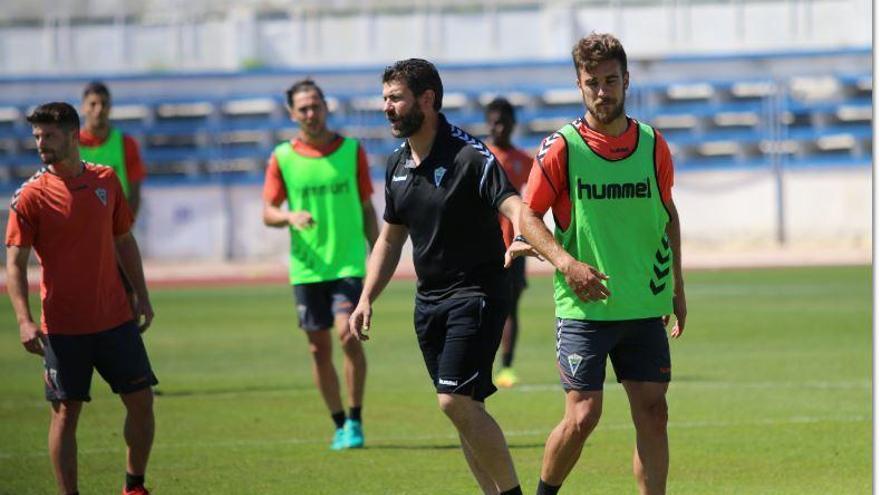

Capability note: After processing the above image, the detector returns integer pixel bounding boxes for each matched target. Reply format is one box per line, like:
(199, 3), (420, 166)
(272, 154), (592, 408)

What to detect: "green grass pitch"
(0, 266), (870, 494)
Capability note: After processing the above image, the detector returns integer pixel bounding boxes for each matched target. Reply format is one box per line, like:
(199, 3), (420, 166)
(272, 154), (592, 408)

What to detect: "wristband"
(513, 234), (528, 244)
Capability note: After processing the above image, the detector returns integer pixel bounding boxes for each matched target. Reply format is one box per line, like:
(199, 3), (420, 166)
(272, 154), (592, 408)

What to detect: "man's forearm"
(498, 195), (523, 236)
(666, 206), (685, 290)
(263, 205), (290, 228)
(7, 261), (34, 325)
(129, 182), (142, 219)
(361, 232), (404, 304)
(520, 209), (576, 270)
(362, 201), (379, 249)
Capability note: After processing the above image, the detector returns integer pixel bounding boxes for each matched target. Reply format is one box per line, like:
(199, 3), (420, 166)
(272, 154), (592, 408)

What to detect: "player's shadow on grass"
(367, 442), (544, 451)
(153, 383), (310, 397)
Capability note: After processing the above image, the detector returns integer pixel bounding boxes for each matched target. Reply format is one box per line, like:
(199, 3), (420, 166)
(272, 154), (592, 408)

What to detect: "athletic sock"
(348, 406), (362, 422)
(125, 473), (145, 490)
(331, 411), (346, 429)
(502, 352), (514, 368)
(500, 486), (523, 495)
(536, 479), (561, 495)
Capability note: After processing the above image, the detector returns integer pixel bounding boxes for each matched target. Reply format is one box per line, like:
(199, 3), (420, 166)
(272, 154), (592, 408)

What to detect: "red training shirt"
(6, 163), (135, 334)
(487, 143), (533, 247)
(523, 117), (674, 231)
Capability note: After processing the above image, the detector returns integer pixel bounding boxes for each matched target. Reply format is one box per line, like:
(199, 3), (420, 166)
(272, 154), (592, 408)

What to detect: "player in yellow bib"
(263, 79), (378, 450)
(522, 34), (687, 495)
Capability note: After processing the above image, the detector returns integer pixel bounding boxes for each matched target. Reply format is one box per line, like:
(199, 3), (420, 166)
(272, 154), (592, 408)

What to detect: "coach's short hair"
(572, 32), (628, 75)
(82, 81), (111, 100)
(485, 97), (516, 123)
(285, 78), (326, 108)
(382, 58), (443, 111)
(26, 102), (80, 132)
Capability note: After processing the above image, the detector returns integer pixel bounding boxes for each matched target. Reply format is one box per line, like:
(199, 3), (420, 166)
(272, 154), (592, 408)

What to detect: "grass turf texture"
(0, 266), (870, 494)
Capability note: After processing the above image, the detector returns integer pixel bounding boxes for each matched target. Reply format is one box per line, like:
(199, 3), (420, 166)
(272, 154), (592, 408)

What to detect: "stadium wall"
(129, 167), (869, 264)
(0, 0), (870, 74)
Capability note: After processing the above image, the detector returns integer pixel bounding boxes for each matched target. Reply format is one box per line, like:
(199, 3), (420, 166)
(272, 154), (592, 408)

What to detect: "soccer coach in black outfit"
(349, 59), (536, 495)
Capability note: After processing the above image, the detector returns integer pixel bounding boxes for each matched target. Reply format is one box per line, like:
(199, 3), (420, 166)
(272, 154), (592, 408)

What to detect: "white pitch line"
(0, 414), (868, 460)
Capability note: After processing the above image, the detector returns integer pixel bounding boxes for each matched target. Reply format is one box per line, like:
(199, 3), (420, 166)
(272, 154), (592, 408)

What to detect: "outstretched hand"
(289, 211), (315, 230)
(561, 259), (610, 302)
(504, 240), (544, 268)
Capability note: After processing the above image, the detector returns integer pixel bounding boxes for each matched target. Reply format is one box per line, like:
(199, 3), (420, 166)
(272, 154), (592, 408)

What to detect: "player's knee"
(568, 404), (601, 438)
(308, 340), (332, 362)
(51, 402), (82, 428)
(437, 394), (470, 421)
(636, 398), (668, 435)
(123, 389), (154, 418)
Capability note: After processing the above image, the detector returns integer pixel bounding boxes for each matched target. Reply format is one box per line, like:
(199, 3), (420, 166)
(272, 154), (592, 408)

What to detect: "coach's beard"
(388, 106), (425, 138)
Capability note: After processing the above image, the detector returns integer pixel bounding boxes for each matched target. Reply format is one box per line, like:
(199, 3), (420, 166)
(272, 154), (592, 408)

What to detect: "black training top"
(384, 113), (518, 302)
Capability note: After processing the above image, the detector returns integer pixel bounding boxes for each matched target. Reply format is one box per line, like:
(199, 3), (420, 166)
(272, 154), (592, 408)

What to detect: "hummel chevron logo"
(655, 251), (670, 264)
(650, 280), (666, 295)
(536, 132), (561, 162)
(450, 125), (493, 160)
(653, 265), (670, 279)
(648, 235), (672, 295)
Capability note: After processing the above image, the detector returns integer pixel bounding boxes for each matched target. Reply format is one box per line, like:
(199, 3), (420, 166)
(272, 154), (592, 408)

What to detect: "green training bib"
(275, 138), (367, 284)
(554, 121), (673, 320)
(79, 128), (130, 198)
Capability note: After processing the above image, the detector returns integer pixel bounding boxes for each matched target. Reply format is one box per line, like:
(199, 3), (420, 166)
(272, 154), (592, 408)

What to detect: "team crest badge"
(95, 188), (107, 206)
(434, 167), (447, 187)
(567, 353), (584, 375)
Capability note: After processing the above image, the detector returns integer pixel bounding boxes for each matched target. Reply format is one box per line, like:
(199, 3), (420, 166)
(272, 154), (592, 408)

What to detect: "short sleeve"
(476, 151), (517, 209)
(262, 154), (287, 206)
(654, 130), (674, 204)
(5, 188), (38, 247)
(355, 143), (374, 201)
(111, 177), (134, 236)
(122, 135), (147, 183)
(382, 155), (402, 224)
(523, 133), (568, 215)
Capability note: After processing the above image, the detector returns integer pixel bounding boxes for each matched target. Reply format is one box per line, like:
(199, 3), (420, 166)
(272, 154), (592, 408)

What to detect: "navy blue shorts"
(555, 317), (671, 391)
(414, 295), (509, 402)
(292, 277), (363, 331)
(43, 320), (159, 402)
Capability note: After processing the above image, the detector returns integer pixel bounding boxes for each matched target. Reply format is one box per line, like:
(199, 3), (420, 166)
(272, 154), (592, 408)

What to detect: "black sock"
(500, 486), (523, 495)
(125, 473), (145, 490)
(331, 411), (346, 429)
(348, 406), (362, 422)
(502, 352), (514, 368)
(536, 479), (561, 495)
(67, 492), (80, 495)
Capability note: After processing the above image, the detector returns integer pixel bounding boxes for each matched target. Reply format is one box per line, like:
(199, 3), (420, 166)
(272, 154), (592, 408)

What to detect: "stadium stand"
(0, 47), (870, 188)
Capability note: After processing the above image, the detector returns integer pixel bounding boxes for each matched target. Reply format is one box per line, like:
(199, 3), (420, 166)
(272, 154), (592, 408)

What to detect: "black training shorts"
(292, 277), (363, 331)
(43, 320), (158, 402)
(414, 295), (509, 402)
(555, 317), (671, 391)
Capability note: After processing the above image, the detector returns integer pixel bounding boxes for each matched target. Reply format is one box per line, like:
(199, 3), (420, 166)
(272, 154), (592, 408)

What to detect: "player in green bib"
(521, 34), (688, 495)
(78, 82), (148, 219)
(262, 79), (378, 451)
